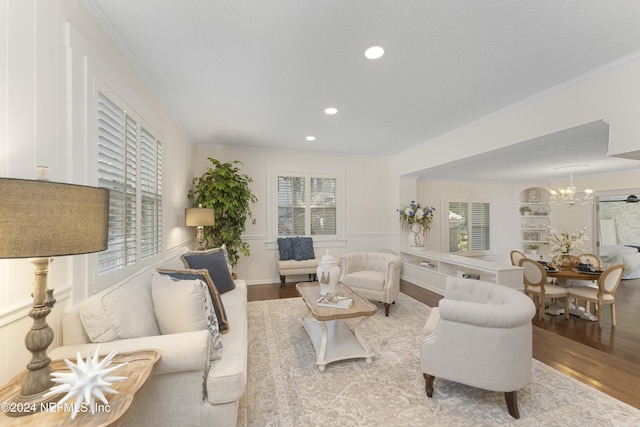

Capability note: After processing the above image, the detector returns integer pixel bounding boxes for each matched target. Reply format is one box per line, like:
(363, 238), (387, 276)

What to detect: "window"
(268, 165), (344, 244)
(277, 175), (337, 236)
(448, 201), (490, 253)
(97, 91), (163, 274)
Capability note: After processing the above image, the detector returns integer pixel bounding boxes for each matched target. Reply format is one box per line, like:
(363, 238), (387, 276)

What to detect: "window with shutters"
(277, 175), (337, 236)
(97, 91), (163, 275)
(268, 165), (344, 243)
(447, 201), (490, 254)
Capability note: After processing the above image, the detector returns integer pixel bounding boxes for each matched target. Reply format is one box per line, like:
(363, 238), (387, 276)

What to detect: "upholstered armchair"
(421, 278), (536, 419)
(338, 252), (402, 316)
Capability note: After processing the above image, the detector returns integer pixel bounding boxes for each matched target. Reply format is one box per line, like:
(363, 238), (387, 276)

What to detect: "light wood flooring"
(248, 278), (640, 410)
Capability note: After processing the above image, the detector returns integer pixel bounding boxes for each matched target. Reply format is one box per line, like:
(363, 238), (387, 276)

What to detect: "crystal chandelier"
(549, 172), (593, 207)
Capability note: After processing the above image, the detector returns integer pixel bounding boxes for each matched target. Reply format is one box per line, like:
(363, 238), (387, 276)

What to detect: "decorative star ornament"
(43, 345), (128, 420)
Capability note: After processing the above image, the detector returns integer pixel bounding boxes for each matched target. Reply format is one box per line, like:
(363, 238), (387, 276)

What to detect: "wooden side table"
(0, 349), (161, 426)
(296, 282), (377, 371)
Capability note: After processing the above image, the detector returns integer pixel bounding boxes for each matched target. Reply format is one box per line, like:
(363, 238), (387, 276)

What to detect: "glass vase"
(553, 253), (581, 270)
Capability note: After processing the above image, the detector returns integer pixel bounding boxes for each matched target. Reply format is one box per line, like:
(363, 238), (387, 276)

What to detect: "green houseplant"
(188, 158), (257, 267)
(519, 206), (532, 216)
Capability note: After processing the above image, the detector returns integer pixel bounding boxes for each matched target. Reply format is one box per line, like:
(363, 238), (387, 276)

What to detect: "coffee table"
(296, 282), (377, 371)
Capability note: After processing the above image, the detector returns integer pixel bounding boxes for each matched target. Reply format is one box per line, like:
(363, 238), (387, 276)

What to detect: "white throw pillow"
(151, 272), (223, 361)
(80, 269), (160, 343)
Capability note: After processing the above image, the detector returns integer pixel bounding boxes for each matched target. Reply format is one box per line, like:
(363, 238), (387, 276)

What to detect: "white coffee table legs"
(300, 315), (373, 371)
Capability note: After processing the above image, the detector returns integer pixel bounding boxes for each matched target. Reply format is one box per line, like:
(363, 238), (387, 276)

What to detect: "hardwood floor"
(248, 278), (640, 410)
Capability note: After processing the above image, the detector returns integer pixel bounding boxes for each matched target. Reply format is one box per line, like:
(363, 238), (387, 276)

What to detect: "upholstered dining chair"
(519, 258), (569, 320)
(510, 250), (526, 266)
(421, 278), (536, 419)
(338, 252), (402, 316)
(568, 264), (624, 328)
(578, 253), (603, 269)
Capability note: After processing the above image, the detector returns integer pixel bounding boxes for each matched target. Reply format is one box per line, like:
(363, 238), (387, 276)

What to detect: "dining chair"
(510, 250), (526, 266)
(578, 253), (603, 269)
(519, 258), (569, 320)
(575, 253), (603, 311)
(568, 264), (624, 328)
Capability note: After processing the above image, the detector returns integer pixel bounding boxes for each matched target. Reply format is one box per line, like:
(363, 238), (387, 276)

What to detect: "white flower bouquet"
(398, 201), (435, 234)
(543, 225), (589, 253)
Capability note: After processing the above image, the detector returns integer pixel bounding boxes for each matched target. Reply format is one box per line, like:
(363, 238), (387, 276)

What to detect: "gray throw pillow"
(293, 237), (315, 261)
(181, 251), (236, 294)
(277, 237), (295, 260)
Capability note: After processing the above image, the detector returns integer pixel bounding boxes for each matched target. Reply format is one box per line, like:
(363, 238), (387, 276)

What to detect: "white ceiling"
(84, 0), (640, 179)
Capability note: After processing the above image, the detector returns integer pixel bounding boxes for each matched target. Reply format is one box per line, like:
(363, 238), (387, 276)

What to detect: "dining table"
(546, 268), (602, 321)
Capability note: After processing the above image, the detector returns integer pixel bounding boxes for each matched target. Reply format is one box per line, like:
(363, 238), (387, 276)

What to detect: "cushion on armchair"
(342, 270), (386, 291)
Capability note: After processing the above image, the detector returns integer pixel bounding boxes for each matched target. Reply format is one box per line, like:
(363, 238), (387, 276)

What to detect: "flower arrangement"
(398, 201), (436, 234)
(543, 225), (589, 254)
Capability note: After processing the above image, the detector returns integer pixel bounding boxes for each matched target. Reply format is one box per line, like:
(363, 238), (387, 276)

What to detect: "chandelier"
(549, 172), (593, 207)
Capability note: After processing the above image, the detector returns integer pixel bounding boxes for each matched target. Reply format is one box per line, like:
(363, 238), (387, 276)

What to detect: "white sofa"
(49, 247), (247, 427)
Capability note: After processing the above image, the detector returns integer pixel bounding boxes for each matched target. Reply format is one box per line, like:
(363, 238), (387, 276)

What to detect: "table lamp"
(0, 171), (109, 416)
(185, 204), (215, 250)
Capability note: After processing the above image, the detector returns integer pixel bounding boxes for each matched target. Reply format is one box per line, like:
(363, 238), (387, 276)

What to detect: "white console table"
(400, 249), (523, 295)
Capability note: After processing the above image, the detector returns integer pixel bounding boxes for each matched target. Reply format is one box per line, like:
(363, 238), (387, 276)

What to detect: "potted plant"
(188, 158), (258, 267)
(519, 206), (532, 216)
(526, 244), (539, 255)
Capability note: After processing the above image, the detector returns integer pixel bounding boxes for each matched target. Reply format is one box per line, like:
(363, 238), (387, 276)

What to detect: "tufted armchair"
(421, 278), (536, 419)
(338, 252), (403, 316)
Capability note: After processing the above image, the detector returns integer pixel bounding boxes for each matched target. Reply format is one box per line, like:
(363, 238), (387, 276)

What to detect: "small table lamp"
(185, 204), (215, 251)
(0, 173), (109, 416)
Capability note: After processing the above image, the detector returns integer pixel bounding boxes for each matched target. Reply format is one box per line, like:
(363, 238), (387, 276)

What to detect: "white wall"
(192, 146), (400, 283)
(415, 179), (520, 264)
(0, 0), (195, 384)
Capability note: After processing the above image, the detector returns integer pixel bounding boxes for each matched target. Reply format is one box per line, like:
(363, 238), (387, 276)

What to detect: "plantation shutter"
(97, 90), (163, 275)
(310, 177), (336, 235)
(140, 127), (163, 259)
(448, 201), (468, 252)
(97, 92), (137, 273)
(278, 176), (306, 236)
(471, 202), (490, 251)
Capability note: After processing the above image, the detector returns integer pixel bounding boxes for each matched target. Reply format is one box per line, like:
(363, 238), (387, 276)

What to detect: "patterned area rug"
(238, 294), (640, 426)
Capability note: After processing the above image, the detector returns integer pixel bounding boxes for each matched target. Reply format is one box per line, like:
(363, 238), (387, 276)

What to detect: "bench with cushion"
(277, 237), (320, 286)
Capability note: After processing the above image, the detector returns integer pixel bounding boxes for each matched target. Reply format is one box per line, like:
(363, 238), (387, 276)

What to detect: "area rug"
(238, 294), (640, 426)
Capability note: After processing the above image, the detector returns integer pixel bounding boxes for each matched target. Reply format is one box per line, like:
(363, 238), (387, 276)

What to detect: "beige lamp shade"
(0, 178), (110, 258)
(185, 207), (215, 227)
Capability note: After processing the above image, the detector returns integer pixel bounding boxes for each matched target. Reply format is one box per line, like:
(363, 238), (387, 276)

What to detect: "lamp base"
(3, 258), (59, 417)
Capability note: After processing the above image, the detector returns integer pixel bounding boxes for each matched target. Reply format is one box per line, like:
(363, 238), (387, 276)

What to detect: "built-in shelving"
(400, 248), (524, 295)
(519, 187), (551, 255)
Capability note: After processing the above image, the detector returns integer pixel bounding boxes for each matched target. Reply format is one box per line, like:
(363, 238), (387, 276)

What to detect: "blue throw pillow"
(156, 268), (229, 333)
(277, 238), (295, 260)
(182, 251), (236, 294)
(292, 237), (315, 261)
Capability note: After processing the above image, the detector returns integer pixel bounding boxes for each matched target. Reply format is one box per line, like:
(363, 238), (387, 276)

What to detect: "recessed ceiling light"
(365, 46), (384, 59)
(324, 107), (338, 115)
(306, 136), (316, 141)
